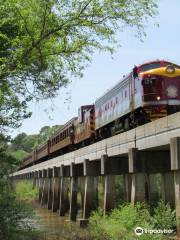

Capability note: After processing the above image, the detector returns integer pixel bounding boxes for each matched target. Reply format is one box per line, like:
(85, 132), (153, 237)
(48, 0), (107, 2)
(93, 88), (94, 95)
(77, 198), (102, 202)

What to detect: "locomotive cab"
(139, 61), (180, 120)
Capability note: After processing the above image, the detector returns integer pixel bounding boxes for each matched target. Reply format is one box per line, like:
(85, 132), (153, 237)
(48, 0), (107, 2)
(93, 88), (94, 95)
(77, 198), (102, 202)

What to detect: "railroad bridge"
(12, 112), (180, 234)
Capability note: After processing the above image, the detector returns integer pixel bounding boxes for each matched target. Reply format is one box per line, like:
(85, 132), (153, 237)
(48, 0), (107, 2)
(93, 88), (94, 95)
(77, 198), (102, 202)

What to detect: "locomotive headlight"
(157, 96), (161, 101)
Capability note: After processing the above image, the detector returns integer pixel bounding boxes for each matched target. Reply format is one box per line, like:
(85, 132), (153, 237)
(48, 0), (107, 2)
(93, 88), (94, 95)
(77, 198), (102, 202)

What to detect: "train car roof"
(49, 117), (78, 139)
(95, 73), (131, 106)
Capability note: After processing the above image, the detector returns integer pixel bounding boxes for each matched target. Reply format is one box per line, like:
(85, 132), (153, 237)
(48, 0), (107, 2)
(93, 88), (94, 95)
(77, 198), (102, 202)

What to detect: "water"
(32, 202), (73, 240)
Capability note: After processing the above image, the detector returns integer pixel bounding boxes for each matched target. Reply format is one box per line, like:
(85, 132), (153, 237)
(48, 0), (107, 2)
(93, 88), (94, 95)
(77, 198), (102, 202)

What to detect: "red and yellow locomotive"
(19, 60), (180, 169)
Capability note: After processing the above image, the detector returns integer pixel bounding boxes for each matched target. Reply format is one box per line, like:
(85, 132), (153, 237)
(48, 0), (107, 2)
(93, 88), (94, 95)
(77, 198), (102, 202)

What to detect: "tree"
(10, 133), (27, 151)
(0, 0), (158, 130)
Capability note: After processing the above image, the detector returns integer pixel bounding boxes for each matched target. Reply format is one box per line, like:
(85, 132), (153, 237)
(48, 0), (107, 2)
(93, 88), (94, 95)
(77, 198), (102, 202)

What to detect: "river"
(31, 201), (75, 240)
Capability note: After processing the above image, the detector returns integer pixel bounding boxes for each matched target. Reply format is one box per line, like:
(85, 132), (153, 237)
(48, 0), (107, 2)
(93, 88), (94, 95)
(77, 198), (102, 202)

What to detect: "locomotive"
(20, 60), (180, 169)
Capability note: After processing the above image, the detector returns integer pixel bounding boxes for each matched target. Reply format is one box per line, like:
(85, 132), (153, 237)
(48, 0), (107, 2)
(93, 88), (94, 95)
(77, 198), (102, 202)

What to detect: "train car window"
(125, 90), (127, 98)
(116, 97), (118, 104)
(140, 62), (161, 72)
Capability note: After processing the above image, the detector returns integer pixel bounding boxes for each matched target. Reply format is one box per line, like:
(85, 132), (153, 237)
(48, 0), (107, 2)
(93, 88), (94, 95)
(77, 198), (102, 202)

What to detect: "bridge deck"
(13, 112), (180, 175)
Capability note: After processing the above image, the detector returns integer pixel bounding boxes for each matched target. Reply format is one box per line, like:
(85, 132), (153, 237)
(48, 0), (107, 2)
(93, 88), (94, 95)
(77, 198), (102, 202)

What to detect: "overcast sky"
(11, 0), (180, 137)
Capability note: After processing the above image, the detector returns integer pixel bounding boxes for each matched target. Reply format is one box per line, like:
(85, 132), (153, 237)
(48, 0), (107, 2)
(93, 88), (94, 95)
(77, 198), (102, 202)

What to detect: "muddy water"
(32, 202), (73, 240)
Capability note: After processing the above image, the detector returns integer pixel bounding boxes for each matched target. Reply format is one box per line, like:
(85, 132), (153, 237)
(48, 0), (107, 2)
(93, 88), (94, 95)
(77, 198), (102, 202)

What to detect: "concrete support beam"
(170, 137), (180, 236)
(69, 163), (78, 221)
(129, 148), (147, 203)
(59, 165), (70, 216)
(47, 168), (53, 209)
(131, 173), (147, 203)
(82, 159), (98, 220)
(170, 137), (180, 170)
(174, 170), (180, 237)
(161, 172), (175, 207)
(52, 167), (60, 212)
(41, 169), (48, 205)
(103, 175), (115, 214)
(38, 170), (43, 202)
(123, 174), (131, 202)
(101, 155), (116, 214)
(148, 174), (160, 204)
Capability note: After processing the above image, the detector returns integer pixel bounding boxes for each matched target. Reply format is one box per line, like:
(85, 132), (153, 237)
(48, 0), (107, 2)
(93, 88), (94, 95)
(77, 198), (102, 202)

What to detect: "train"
(19, 59), (180, 169)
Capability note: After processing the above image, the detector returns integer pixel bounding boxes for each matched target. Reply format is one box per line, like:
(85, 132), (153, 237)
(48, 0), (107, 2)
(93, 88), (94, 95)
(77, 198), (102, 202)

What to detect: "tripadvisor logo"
(135, 227), (143, 236)
(134, 227), (173, 236)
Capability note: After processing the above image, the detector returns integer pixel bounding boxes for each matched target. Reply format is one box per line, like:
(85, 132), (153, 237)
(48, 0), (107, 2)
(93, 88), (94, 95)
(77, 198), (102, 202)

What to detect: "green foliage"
(87, 202), (175, 240)
(10, 149), (29, 161)
(0, 0), (158, 129)
(10, 133), (27, 151)
(0, 134), (34, 240)
(153, 200), (176, 230)
(36, 124), (62, 145)
(15, 181), (38, 201)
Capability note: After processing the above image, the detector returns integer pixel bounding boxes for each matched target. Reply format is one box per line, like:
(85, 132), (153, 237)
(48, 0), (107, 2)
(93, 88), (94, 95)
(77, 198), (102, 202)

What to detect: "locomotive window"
(140, 62), (161, 72)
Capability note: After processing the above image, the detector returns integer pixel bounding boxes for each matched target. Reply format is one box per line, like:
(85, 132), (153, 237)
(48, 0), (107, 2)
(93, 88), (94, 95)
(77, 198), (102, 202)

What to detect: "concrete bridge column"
(101, 155), (116, 214)
(38, 170), (43, 202)
(123, 174), (132, 202)
(148, 174), (160, 204)
(32, 171), (36, 189)
(82, 159), (98, 221)
(161, 172), (175, 207)
(34, 171), (39, 189)
(170, 137), (180, 236)
(47, 168), (53, 209)
(52, 166), (60, 212)
(41, 169), (48, 205)
(59, 165), (69, 216)
(69, 163), (78, 221)
(129, 148), (146, 203)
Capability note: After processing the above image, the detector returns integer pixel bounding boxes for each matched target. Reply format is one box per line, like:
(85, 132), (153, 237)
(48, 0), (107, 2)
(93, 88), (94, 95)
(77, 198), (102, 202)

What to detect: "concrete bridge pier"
(101, 155), (116, 214)
(148, 174), (161, 204)
(34, 171), (39, 189)
(59, 165), (70, 216)
(123, 174), (132, 202)
(47, 168), (53, 209)
(52, 166), (60, 212)
(81, 159), (99, 223)
(171, 137), (180, 237)
(41, 169), (48, 205)
(161, 172), (175, 208)
(69, 163), (78, 221)
(38, 170), (43, 202)
(129, 148), (147, 203)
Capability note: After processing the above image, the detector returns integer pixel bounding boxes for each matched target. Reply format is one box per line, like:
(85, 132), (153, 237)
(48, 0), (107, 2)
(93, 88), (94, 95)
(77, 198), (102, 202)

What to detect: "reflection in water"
(33, 202), (71, 240)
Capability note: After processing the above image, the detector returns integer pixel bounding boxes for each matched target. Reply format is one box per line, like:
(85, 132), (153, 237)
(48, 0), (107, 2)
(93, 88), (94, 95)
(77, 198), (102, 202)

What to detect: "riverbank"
(14, 182), (177, 240)
(22, 200), (176, 240)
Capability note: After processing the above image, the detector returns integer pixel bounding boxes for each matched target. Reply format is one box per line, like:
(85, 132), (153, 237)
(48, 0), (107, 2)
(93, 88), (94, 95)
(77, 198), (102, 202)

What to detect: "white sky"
(11, 0), (180, 137)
